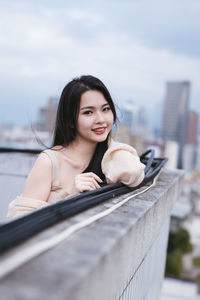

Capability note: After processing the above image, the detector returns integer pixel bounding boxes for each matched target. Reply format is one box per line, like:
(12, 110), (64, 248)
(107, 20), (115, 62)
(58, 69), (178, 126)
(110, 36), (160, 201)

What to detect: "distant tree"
(175, 228), (193, 253)
(167, 232), (177, 252)
(167, 228), (193, 254)
(193, 257), (200, 268)
(196, 274), (200, 282)
(196, 274), (200, 294)
(165, 228), (193, 278)
(165, 250), (182, 277)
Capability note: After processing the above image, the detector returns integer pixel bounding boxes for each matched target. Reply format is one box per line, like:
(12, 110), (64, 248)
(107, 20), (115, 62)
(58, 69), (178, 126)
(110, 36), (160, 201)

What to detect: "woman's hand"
(72, 172), (102, 194)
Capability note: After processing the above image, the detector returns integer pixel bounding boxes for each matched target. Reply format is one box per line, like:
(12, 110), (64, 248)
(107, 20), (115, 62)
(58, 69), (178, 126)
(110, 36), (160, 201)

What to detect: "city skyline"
(0, 0), (200, 127)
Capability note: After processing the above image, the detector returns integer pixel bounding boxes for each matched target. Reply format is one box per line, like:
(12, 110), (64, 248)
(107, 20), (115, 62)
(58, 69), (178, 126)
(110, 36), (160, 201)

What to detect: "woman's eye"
(83, 110), (93, 115)
(103, 106), (111, 112)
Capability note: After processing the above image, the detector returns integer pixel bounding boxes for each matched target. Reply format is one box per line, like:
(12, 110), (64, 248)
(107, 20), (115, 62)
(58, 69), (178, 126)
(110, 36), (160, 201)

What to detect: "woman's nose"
(95, 111), (105, 123)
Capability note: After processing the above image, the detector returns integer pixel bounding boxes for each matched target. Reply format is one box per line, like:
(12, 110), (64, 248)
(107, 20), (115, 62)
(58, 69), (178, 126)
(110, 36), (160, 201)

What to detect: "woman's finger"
(77, 176), (101, 189)
(78, 184), (95, 192)
(85, 179), (100, 189)
(77, 180), (98, 190)
(91, 178), (101, 189)
(82, 172), (102, 183)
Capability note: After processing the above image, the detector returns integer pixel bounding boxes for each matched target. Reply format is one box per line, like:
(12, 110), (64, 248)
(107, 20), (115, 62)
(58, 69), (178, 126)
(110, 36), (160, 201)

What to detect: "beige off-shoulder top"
(7, 140), (145, 219)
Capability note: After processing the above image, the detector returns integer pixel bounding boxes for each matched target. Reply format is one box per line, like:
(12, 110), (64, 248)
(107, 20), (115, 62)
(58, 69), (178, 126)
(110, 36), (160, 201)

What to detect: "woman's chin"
(91, 132), (109, 143)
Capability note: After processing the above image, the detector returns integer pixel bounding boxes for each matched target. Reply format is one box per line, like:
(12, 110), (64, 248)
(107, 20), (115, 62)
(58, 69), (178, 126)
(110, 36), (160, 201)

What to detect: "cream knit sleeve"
(7, 195), (48, 220)
(101, 140), (145, 187)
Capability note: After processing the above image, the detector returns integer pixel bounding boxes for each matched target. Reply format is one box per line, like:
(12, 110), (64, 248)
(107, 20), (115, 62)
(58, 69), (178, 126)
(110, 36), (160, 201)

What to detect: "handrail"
(0, 147), (41, 154)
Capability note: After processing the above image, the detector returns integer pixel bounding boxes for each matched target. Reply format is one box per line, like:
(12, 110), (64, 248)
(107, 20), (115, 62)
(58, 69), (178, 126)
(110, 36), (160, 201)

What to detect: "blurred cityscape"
(0, 80), (200, 297)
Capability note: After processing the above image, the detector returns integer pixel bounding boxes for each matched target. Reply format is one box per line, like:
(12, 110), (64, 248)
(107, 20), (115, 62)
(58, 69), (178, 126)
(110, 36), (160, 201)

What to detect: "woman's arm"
(22, 152), (52, 201)
(101, 140), (145, 187)
(7, 153), (52, 219)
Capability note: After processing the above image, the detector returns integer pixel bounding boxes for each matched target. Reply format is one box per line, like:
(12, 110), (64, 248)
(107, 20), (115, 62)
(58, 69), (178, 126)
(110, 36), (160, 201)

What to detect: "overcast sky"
(0, 0), (199, 128)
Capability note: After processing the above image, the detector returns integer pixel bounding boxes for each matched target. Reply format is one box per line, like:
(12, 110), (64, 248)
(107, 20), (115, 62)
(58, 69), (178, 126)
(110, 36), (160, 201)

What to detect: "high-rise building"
(183, 110), (199, 170)
(120, 101), (148, 136)
(121, 101), (139, 134)
(162, 81), (190, 168)
(37, 97), (59, 132)
(186, 110), (199, 145)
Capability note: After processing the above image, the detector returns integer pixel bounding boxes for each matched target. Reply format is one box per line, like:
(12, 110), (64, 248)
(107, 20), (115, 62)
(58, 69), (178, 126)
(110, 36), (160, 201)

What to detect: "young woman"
(7, 75), (145, 219)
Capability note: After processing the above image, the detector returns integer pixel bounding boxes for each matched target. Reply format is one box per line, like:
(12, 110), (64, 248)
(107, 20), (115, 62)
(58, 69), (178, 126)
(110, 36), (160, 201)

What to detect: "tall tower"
(37, 97), (59, 132)
(183, 110), (199, 170)
(162, 81), (190, 168)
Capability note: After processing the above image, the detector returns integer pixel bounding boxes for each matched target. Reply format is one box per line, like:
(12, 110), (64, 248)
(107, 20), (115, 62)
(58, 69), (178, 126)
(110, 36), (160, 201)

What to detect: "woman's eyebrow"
(80, 106), (94, 110)
(80, 103), (109, 110)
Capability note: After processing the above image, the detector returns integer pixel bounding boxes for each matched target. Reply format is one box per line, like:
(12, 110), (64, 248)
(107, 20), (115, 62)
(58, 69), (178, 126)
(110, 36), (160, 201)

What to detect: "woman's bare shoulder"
(34, 151), (53, 169)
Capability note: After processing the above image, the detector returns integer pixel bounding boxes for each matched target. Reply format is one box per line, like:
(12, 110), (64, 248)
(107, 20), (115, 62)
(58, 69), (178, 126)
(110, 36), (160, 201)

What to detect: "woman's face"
(76, 90), (114, 144)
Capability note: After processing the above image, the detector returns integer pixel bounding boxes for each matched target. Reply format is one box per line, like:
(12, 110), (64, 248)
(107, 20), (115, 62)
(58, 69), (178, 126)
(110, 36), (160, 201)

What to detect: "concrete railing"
(0, 151), (37, 220)
(0, 152), (184, 300)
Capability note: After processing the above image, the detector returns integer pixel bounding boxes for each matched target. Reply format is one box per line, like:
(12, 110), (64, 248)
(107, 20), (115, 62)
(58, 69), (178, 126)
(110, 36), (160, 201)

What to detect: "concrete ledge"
(0, 168), (184, 300)
(0, 152), (37, 220)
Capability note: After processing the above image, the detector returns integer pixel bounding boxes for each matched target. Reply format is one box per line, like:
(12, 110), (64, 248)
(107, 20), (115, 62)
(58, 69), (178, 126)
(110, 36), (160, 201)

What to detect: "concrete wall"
(0, 152), (37, 221)
(0, 152), (184, 300)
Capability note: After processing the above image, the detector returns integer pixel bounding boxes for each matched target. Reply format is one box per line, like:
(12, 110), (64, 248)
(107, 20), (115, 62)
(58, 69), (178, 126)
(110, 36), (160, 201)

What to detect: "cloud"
(0, 0), (199, 126)
(89, 0), (200, 58)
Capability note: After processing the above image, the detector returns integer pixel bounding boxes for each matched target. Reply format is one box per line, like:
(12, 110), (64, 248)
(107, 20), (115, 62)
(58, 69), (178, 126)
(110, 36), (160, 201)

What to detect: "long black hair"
(52, 75), (117, 180)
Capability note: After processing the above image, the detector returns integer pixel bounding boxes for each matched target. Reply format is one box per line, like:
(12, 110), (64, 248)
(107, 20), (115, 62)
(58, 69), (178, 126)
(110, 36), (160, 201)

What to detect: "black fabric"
(83, 139), (108, 182)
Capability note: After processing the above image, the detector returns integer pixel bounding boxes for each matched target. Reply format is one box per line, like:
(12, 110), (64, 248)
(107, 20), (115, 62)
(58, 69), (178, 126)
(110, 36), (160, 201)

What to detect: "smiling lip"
(92, 127), (106, 135)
